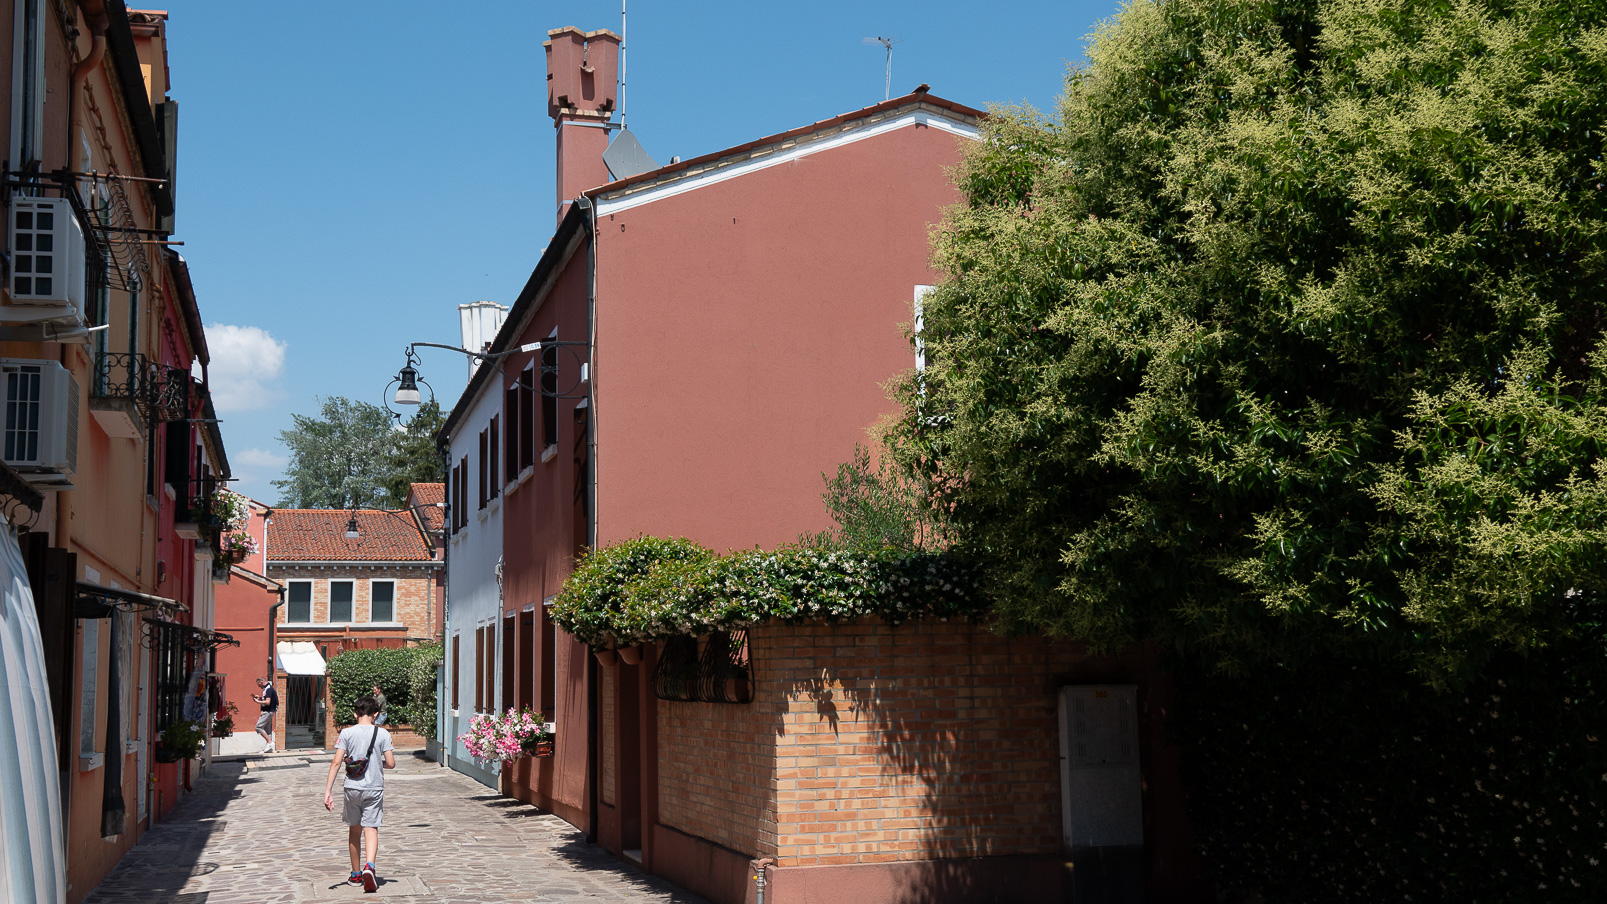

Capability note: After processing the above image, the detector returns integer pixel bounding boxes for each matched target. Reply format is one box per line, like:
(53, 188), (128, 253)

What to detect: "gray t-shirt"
(336, 724), (394, 791)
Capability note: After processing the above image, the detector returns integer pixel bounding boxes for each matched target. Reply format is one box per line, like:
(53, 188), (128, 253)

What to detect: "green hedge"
(1171, 641), (1607, 902)
(550, 537), (982, 647)
(326, 642), (442, 733)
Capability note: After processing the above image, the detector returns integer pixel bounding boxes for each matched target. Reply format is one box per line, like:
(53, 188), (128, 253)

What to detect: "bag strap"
(364, 725), (378, 759)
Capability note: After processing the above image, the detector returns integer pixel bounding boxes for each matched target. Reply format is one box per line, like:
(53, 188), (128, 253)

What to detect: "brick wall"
(657, 618), (1162, 868)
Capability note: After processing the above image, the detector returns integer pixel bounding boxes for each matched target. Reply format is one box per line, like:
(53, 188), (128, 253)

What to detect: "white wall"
(443, 378), (504, 788)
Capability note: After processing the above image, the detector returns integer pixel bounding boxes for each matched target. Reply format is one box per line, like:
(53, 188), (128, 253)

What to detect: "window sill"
(508, 465), (534, 494)
(79, 752), (104, 772)
(540, 444), (558, 464)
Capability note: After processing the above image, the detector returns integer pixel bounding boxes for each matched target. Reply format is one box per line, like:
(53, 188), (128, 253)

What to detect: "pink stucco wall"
(592, 123), (968, 552)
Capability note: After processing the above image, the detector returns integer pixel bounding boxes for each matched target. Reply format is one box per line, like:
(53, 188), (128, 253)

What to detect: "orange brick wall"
(657, 618), (1156, 868)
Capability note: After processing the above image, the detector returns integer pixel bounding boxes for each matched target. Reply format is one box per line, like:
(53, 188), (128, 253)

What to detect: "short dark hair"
(353, 696), (378, 718)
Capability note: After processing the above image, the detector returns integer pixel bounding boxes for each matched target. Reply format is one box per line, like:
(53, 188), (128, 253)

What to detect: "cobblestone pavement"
(83, 750), (710, 904)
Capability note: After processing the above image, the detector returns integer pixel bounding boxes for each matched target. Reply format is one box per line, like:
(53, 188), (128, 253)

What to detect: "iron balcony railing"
(91, 352), (190, 423)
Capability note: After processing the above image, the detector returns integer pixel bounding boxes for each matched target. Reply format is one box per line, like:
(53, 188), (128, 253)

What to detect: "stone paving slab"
(83, 751), (710, 904)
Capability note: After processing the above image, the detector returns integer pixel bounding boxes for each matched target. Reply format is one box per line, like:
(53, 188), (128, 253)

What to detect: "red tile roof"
(408, 483), (446, 533)
(268, 509), (434, 563)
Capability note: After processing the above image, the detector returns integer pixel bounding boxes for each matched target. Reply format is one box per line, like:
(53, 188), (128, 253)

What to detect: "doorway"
(284, 676), (325, 750)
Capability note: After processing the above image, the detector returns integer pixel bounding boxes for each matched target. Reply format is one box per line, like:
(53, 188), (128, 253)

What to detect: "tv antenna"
(619, 1), (628, 128)
(862, 36), (902, 100)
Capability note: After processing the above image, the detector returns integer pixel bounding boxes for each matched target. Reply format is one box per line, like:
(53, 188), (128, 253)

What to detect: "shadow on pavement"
(81, 762), (246, 903)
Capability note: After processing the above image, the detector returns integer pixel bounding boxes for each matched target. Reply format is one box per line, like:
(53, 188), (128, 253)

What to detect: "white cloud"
(206, 324), (286, 411)
(236, 447), (288, 469)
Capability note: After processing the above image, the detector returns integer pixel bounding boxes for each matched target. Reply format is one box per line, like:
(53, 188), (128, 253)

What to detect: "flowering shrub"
(457, 708), (553, 765)
(219, 530), (259, 558)
(551, 537), (982, 646)
(205, 490), (251, 530)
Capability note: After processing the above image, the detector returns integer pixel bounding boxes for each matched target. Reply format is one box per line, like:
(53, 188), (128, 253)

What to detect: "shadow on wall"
(774, 620), (1082, 904)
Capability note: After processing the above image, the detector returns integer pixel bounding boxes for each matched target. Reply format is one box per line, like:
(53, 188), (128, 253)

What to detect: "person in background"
(371, 685), (388, 726)
(251, 677), (278, 754)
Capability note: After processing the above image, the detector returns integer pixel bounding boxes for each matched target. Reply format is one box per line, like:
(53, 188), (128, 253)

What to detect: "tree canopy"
(891, 0), (1607, 678)
(273, 397), (442, 510)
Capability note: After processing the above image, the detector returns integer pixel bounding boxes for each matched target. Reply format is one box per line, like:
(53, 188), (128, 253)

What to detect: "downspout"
(66, 1), (110, 170)
(578, 194), (600, 844)
(437, 437), (451, 763)
(267, 590), (283, 679)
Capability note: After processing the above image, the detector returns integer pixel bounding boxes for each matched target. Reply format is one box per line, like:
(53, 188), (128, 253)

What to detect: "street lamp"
(382, 339), (591, 421)
(344, 516), (360, 540)
(339, 503), (447, 542)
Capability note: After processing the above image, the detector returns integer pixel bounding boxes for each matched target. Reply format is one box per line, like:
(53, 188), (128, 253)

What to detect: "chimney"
(545, 26), (620, 221)
(459, 301), (509, 381)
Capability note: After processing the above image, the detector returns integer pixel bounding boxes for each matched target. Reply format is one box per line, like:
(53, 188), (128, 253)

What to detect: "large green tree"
(381, 400), (445, 508)
(893, 0), (1607, 678)
(273, 396), (438, 510)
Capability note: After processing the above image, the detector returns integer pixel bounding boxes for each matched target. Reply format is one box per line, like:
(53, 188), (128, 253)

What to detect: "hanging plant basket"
(593, 648), (618, 667)
(617, 645), (642, 666)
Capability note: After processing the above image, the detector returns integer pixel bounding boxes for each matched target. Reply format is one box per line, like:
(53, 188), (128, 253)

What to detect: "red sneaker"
(361, 863), (377, 893)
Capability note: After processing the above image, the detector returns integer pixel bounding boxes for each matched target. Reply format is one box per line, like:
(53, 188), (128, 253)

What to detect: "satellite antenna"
(862, 36), (902, 100)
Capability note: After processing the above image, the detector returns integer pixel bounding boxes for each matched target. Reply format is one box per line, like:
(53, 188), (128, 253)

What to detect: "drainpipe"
(577, 195), (601, 845)
(66, 0), (110, 168)
(267, 589), (284, 679)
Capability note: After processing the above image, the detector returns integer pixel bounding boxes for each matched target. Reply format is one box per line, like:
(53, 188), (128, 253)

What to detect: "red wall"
(214, 574), (278, 717)
(594, 124), (967, 551)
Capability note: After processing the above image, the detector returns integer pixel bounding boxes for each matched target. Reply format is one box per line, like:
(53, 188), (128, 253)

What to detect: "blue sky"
(164, 0), (1121, 502)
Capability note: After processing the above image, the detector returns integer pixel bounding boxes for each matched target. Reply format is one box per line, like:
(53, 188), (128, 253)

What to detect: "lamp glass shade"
(344, 517), (360, 540)
(394, 364), (422, 406)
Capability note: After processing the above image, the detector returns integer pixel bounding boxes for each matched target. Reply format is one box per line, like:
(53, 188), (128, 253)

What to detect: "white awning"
(275, 641), (326, 676)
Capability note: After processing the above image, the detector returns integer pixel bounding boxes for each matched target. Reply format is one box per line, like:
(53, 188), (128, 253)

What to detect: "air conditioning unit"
(7, 197), (86, 312)
(0, 358), (78, 488)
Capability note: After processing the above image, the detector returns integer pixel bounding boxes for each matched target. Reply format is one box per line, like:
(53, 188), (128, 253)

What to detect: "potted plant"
(212, 702), (239, 738)
(156, 719), (205, 763)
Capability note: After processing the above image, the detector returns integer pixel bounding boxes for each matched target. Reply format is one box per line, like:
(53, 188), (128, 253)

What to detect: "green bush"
(326, 643), (441, 729)
(1171, 640), (1607, 902)
(551, 537), (982, 647)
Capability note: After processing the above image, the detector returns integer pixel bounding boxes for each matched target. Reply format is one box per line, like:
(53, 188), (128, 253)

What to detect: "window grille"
(653, 629), (753, 704)
(150, 621), (187, 732)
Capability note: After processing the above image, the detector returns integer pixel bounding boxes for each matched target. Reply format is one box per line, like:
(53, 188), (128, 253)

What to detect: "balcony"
(90, 352), (190, 439)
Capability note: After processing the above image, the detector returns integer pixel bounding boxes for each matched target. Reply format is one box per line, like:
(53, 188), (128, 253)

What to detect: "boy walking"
(251, 678), (278, 753)
(323, 696), (395, 892)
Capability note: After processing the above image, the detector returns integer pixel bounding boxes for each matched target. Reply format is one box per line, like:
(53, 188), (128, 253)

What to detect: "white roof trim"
(594, 108), (979, 217)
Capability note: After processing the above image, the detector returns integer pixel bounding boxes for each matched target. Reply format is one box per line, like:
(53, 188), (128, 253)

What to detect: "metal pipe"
(66, 1), (110, 172)
(752, 858), (774, 904)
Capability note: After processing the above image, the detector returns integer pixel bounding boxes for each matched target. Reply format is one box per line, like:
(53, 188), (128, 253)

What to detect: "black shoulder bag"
(344, 727), (379, 780)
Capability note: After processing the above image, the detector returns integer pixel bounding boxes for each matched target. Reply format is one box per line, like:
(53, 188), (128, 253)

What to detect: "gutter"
(576, 195), (601, 845)
(103, 0), (171, 216)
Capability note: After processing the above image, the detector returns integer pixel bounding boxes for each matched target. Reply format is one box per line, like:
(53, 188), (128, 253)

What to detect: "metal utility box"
(1058, 684), (1145, 902)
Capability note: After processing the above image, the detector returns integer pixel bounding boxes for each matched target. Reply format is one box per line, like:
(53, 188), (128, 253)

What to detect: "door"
(284, 676), (323, 750)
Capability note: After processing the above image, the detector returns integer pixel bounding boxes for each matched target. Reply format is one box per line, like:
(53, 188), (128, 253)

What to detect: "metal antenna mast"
(619, 0), (628, 129)
(862, 36), (902, 100)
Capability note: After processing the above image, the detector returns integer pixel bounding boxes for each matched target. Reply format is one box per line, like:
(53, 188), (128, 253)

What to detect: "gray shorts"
(255, 711), (274, 732)
(343, 788), (384, 827)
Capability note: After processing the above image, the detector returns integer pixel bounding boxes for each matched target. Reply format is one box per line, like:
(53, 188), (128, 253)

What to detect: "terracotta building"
(263, 486), (444, 749)
(430, 23), (1204, 904)
(0, 3), (241, 902)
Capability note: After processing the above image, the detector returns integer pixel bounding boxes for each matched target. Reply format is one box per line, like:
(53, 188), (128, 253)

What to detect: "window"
(504, 386), (519, 483)
(448, 462), (459, 534)
(473, 628), (484, 712)
(488, 415), (500, 500)
(79, 618), (100, 759)
(502, 613), (516, 713)
(914, 285), (934, 373)
(329, 580), (354, 623)
(541, 341), (558, 450)
(541, 596), (558, 715)
(477, 428), (488, 510)
(518, 366), (535, 470)
(152, 621), (188, 731)
(370, 580), (395, 623)
(286, 581), (312, 623)
(518, 610), (535, 711)
(485, 623), (497, 713)
(451, 634), (460, 709)
(459, 457), (470, 529)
